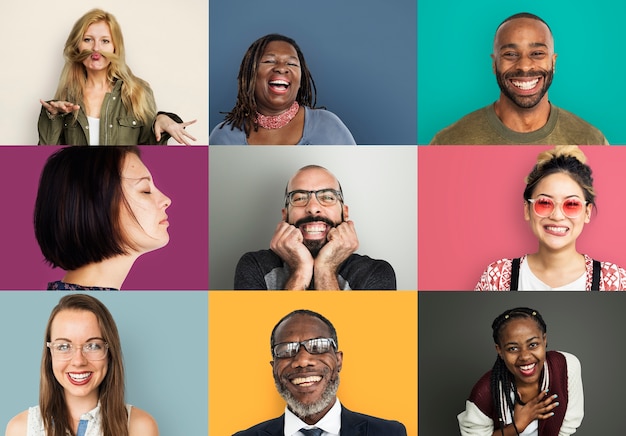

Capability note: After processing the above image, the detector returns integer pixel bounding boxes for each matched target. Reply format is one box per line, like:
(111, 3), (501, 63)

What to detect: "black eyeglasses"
(273, 338), (337, 358)
(285, 189), (343, 207)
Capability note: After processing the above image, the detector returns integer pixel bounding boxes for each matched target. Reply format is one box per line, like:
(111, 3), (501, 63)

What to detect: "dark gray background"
(419, 292), (626, 435)
(209, 0), (417, 145)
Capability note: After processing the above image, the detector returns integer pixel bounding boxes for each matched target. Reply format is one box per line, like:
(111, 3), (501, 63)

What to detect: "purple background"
(0, 146), (208, 290)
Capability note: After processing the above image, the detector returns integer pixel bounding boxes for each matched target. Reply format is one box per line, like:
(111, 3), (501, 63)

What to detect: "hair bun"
(536, 145), (587, 167)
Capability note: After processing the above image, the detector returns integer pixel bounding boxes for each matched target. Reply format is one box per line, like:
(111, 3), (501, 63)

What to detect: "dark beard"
(495, 67), (553, 109)
(274, 374), (340, 420)
(287, 214), (341, 258)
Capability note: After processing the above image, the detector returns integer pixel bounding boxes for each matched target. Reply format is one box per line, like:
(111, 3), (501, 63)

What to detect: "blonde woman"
(39, 9), (196, 145)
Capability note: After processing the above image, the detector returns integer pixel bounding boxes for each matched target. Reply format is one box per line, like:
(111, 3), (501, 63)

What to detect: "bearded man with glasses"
(233, 309), (407, 436)
(234, 165), (396, 290)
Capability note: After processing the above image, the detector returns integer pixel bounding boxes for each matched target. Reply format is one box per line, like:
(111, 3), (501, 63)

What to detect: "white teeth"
(546, 226), (567, 234)
(520, 363), (535, 371)
(291, 375), (322, 385)
(512, 78), (539, 90)
(302, 224), (326, 233)
(69, 372), (92, 381)
(269, 80), (289, 87)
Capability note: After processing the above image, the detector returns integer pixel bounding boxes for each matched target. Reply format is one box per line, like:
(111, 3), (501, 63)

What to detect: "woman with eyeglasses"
(457, 307), (583, 436)
(475, 145), (626, 290)
(4, 294), (158, 436)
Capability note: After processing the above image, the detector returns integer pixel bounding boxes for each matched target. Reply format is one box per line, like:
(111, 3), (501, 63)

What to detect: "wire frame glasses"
(47, 340), (109, 361)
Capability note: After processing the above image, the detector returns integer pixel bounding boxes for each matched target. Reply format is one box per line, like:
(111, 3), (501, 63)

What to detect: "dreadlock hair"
(219, 34), (318, 137)
(524, 146), (596, 207)
(490, 307), (548, 436)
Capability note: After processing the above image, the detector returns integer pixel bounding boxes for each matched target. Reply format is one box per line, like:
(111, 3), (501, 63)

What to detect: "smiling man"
(234, 165), (396, 290)
(233, 310), (407, 436)
(430, 12), (607, 145)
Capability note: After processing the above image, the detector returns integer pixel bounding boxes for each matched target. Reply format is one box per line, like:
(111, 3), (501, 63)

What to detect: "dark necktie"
(300, 428), (323, 436)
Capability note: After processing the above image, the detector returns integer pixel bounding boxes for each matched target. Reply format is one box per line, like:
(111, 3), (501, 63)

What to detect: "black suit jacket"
(232, 406), (407, 436)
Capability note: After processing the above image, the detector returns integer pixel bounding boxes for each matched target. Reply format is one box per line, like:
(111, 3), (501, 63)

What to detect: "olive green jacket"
(38, 80), (179, 145)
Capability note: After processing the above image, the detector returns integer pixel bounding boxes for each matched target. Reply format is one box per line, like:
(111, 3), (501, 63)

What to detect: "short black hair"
(496, 12), (552, 35)
(270, 309), (338, 354)
(34, 146), (140, 271)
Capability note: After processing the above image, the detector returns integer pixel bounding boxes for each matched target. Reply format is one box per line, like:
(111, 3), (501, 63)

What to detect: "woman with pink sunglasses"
(475, 146), (626, 290)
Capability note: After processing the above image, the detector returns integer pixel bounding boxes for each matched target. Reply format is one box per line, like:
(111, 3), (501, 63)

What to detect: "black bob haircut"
(34, 146), (140, 271)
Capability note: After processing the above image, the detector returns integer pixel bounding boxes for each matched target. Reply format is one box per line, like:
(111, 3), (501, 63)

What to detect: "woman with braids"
(5, 294), (158, 436)
(458, 307), (583, 436)
(476, 145), (626, 290)
(209, 33), (356, 145)
(38, 9), (196, 145)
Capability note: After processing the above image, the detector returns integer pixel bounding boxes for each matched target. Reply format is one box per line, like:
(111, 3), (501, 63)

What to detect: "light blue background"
(418, 0), (626, 144)
(210, 0), (416, 145)
(0, 292), (207, 435)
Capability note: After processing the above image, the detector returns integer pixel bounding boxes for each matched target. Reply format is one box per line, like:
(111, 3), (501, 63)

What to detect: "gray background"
(0, 292), (207, 435)
(209, 146), (417, 290)
(209, 0), (417, 145)
(419, 292), (626, 435)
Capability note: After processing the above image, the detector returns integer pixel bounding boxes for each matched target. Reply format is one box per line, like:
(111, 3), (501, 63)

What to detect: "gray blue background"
(209, 0), (416, 145)
(419, 292), (626, 435)
(418, 0), (626, 144)
(0, 292), (207, 435)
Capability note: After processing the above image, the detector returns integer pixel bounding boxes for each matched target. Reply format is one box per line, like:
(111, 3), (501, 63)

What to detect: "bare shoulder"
(5, 410), (28, 436)
(129, 406), (159, 436)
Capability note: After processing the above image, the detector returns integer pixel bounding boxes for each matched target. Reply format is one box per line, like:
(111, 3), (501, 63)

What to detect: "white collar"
(284, 398), (342, 436)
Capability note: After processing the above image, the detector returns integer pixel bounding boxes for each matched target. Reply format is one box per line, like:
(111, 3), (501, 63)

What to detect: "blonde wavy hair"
(524, 145), (596, 205)
(54, 9), (156, 124)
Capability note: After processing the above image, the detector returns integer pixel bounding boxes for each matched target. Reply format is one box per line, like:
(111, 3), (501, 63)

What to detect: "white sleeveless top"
(26, 402), (132, 436)
(87, 116), (100, 146)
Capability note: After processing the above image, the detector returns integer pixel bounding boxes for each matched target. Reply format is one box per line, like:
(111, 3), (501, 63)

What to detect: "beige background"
(1, 0), (208, 144)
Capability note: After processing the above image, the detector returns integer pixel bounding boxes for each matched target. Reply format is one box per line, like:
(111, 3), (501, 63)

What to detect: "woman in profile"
(39, 8), (196, 145)
(457, 307), (583, 436)
(34, 147), (171, 290)
(209, 33), (356, 145)
(476, 145), (626, 290)
(4, 293), (158, 436)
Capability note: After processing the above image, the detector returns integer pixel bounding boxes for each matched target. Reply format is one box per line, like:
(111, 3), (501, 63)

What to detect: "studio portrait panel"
(209, 291), (417, 436)
(418, 0), (626, 145)
(0, 291), (207, 435)
(209, 146), (417, 290)
(1, 0), (207, 145)
(418, 146), (626, 290)
(209, 0), (416, 145)
(419, 291), (626, 435)
(0, 146), (207, 290)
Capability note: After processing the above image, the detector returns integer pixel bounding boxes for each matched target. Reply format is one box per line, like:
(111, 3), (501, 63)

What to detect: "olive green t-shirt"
(430, 104), (608, 145)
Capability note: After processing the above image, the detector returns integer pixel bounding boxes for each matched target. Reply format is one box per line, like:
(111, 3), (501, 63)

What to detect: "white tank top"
(26, 402), (132, 436)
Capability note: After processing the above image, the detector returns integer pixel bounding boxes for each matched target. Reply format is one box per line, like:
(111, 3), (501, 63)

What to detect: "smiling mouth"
(545, 225), (569, 235)
(510, 78), (539, 90)
(291, 375), (322, 387)
(518, 363), (537, 376)
(298, 222), (329, 239)
(68, 372), (93, 385)
(269, 80), (290, 91)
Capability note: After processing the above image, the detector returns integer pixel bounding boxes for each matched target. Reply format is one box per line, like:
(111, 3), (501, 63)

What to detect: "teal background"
(418, 0), (626, 144)
(0, 292), (207, 435)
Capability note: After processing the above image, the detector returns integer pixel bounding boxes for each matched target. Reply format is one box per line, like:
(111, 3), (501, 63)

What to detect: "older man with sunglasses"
(233, 309), (407, 436)
(234, 165), (396, 290)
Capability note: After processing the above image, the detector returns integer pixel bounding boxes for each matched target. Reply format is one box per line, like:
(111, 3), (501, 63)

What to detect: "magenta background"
(0, 146), (208, 290)
(418, 146), (626, 290)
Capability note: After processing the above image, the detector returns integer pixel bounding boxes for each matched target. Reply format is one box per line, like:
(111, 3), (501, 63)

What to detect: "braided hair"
(490, 307), (548, 436)
(218, 34), (318, 137)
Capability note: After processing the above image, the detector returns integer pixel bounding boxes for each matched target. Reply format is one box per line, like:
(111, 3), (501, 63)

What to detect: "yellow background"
(209, 291), (417, 435)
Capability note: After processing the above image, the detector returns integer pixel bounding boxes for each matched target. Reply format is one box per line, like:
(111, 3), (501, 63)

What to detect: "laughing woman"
(475, 146), (626, 290)
(458, 307), (583, 436)
(209, 33), (356, 145)
(4, 294), (158, 436)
